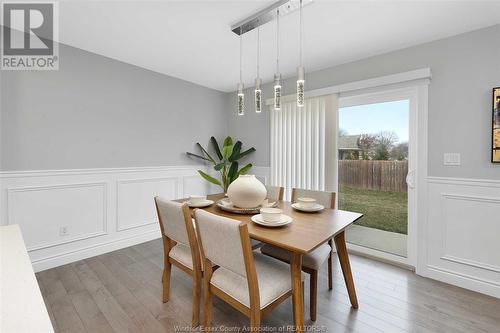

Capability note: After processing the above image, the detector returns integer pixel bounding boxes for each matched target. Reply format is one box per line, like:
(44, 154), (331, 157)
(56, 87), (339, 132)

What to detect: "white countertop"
(0, 225), (54, 333)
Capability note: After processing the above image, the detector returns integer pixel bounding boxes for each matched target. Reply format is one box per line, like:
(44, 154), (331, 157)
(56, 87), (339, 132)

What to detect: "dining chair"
(193, 209), (303, 330)
(265, 185), (284, 201)
(154, 197), (202, 327)
(260, 188), (336, 321)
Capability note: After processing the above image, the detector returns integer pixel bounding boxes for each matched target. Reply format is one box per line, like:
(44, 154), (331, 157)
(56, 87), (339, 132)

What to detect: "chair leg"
(162, 260), (171, 303)
(203, 284), (212, 328)
(302, 281), (305, 306)
(250, 311), (261, 330)
(310, 271), (318, 321)
(328, 239), (333, 290)
(192, 273), (201, 327)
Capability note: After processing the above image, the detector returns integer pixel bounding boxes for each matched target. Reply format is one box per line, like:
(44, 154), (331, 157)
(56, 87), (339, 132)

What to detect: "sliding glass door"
(337, 88), (417, 266)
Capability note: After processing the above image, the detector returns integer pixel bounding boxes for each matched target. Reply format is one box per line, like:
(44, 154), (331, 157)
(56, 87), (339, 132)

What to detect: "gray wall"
(1, 43), (227, 171)
(227, 24), (500, 179)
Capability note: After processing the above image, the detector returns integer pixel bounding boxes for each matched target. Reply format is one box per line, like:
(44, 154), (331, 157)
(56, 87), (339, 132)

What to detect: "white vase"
(227, 175), (267, 208)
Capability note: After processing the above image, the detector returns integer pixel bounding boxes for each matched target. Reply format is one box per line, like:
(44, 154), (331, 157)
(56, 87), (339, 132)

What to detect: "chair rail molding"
(420, 176), (500, 298)
(0, 165), (272, 272)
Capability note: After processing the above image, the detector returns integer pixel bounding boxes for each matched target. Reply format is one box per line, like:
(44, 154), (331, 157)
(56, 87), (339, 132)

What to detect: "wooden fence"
(339, 160), (408, 192)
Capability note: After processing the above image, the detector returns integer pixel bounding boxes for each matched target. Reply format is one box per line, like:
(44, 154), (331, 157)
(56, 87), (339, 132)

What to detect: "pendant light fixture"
(274, 8), (282, 111)
(231, 0), (312, 115)
(255, 27), (262, 113)
(296, 0), (305, 108)
(237, 28), (245, 116)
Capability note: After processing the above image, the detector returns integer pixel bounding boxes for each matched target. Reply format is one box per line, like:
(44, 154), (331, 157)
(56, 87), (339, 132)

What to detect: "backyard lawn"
(338, 185), (408, 234)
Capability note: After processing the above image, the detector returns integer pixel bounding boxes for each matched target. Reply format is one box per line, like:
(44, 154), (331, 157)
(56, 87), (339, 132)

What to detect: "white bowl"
(189, 195), (206, 205)
(297, 197), (317, 209)
(260, 207), (282, 222)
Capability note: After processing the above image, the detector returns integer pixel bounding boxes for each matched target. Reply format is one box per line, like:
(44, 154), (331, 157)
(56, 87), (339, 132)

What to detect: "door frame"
(336, 83), (429, 268)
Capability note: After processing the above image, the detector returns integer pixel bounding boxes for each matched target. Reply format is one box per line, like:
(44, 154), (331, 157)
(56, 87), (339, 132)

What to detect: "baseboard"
(32, 230), (161, 272)
(421, 264), (500, 299)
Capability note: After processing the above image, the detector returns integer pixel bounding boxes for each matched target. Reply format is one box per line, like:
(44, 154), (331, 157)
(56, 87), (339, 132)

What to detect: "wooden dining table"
(179, 193), (363, 332)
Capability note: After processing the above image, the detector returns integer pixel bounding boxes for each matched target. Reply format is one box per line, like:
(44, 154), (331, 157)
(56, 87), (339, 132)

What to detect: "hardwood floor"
(36, 239), (500, 333)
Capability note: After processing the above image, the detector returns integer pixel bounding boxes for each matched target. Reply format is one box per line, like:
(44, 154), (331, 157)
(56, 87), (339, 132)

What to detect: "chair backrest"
(291, 188), (336, 209)
(154, 197), (191, 246)
(265, 185), (284, 201)
(194, 209), (252, 277)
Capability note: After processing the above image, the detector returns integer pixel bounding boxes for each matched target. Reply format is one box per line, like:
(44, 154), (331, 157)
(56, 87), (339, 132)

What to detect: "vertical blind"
(270, 97), (326, 199)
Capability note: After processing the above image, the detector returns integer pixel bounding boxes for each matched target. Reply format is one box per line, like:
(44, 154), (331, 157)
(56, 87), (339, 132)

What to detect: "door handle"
(406, 170), (415, 189)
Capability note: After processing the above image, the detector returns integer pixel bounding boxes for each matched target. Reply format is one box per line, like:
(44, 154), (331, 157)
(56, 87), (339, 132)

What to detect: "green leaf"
(223, 136), (233, 147)
(210, 137), (223, 160)
(196, 143), (215, 163)
(229, 141), (242, 162)
(214, 162), (226, 171)
(235, 147), (256, 160)
(238, 163), (252, 175)
(197, 170), (221, 186)
(186, 152), (210, 161)
(222, 145), (233, 159)
(228, 162), (239, 184)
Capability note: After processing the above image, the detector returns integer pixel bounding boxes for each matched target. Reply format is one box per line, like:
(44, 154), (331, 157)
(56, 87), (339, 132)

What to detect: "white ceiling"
(58, 1), (500, 92)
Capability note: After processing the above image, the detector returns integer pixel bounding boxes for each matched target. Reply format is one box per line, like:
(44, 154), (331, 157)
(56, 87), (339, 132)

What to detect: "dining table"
(177, 193), (363, 332)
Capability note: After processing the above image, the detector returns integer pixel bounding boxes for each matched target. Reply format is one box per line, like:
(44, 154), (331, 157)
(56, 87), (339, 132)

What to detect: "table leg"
(290, 252), (304, 332)
(334, 231), (358, 308)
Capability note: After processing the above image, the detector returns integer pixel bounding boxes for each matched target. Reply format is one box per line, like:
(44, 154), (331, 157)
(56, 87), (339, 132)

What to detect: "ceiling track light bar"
(231, 0), (312, 36)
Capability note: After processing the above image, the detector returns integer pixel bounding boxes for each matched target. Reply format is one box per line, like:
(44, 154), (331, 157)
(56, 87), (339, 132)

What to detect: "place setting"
(184, 195), (214, 208)
(291, 197), (325, 212)
(251, 207), (293, 228)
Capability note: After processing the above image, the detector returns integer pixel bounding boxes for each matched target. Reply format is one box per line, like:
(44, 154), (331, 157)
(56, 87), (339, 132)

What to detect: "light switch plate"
(444, 153), (461, 166)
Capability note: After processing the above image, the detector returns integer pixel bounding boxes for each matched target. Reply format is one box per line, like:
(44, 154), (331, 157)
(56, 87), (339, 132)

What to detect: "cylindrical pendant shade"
(237, 83), (244, 116)
(255, 78), (262, 113)
(274, 73), (281, 110)
(297, 66), (305, 108)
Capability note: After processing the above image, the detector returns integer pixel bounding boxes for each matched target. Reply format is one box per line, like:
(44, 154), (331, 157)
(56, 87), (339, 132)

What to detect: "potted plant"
(186, 136), (256, 192)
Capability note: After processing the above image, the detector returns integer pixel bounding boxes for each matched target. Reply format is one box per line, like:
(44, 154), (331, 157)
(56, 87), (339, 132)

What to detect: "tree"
(373, 131), (398, 160)
(390, 142), (409, 161)
(358, 134), (377, 160)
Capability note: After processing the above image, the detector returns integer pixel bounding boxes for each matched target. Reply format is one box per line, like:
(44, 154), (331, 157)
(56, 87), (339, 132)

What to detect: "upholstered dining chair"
(265, 185), (284, 201)
(260, 188), (336, 321)
(193, 209), (303, 330)
(154, 197), (202, 327)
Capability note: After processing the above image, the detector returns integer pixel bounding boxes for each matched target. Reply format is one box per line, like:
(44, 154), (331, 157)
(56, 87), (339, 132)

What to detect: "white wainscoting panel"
(0, 165), (271, 272)
(117, 177), (178, 231)
(183, 175), (210, 197)
(7, 182), (107, 251)
(422, 177), (500, 298)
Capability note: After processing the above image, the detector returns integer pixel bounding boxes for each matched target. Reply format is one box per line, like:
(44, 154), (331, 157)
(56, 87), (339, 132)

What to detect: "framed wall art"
(493, 87), (500, 163)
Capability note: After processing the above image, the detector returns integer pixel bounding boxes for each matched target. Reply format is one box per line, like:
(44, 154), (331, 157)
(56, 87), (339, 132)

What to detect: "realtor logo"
(1, 1), (59, 70)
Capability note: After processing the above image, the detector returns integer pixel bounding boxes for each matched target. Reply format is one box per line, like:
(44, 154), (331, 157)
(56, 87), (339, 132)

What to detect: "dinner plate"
(251, 214), (292, 227)
(291, 203), (325, 212)
(186, 200), (214, 208)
